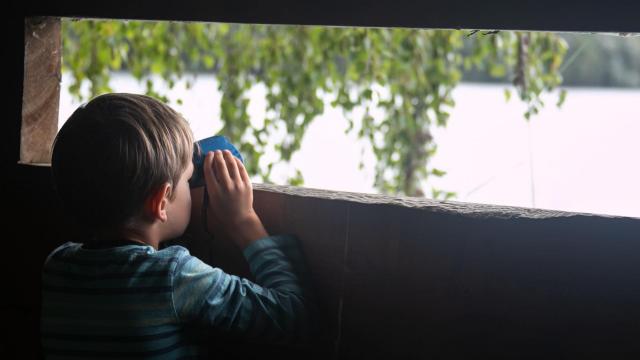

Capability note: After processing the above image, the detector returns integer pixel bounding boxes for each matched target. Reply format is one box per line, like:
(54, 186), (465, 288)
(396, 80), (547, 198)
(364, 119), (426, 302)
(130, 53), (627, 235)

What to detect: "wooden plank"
(182, 182), (640, 357)
(21, 17), (61, 165)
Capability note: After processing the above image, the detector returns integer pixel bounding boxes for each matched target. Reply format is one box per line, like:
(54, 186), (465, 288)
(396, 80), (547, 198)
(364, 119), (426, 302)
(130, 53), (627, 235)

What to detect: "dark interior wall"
(338, 202), (640, 359)
(5, 0), (640, 359)
(243, 185), (640, 359)
(8, 166), (640, 359)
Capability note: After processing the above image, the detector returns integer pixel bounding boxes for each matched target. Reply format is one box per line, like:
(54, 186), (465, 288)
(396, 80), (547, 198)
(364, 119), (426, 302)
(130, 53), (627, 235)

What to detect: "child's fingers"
(203, 151), (220, 194)
(223, 150), (241, 182)
(235, 157), (251, 185)
(213, 150), (233, 189)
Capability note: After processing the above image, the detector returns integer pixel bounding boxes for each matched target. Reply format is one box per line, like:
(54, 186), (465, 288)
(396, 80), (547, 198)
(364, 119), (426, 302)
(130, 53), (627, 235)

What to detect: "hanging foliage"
(62, 20), (567, 197)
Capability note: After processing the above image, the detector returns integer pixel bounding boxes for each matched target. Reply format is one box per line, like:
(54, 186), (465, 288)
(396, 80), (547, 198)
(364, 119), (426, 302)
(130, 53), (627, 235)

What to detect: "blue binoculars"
(188, 135), (244, 188)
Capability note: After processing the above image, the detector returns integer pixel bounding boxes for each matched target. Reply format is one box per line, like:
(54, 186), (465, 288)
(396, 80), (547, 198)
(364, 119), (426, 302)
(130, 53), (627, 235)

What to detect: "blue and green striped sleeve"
(172, 234), (318, 345)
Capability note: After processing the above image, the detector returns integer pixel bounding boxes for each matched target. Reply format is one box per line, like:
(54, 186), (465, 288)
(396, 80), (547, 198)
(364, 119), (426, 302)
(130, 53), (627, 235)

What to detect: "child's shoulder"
(43, 242), (192, 265)
(44, 242), (82, 264)
(157, 244), (191, 258)
(42, 243), (195, 278)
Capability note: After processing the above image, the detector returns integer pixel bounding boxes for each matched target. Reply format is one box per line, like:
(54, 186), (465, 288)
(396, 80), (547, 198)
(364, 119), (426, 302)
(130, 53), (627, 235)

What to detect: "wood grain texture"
(21, 17), (61, 165)
(254, 182), (638, 220)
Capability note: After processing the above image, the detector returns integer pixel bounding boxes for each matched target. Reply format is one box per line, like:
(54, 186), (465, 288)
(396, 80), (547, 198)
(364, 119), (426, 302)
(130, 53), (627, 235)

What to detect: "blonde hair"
(51, 93), (194, 234)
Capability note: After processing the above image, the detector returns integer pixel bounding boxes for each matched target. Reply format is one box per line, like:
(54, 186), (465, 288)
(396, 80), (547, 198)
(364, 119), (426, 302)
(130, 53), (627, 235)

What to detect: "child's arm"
(171, 233), (319, 345)
(172, 149), (319, 344)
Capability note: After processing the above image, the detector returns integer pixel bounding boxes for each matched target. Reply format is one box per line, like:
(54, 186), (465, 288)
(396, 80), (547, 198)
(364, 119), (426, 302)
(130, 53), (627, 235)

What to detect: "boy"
(42, 93), (318, 358)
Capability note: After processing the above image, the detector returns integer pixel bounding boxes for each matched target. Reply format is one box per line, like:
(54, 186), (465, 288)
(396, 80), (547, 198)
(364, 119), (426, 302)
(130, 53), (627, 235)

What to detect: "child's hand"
(203, 149), (268, 249)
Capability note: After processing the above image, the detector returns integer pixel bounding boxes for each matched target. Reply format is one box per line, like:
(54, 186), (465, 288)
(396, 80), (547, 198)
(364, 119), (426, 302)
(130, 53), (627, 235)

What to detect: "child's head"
(51, 93), (195, 242)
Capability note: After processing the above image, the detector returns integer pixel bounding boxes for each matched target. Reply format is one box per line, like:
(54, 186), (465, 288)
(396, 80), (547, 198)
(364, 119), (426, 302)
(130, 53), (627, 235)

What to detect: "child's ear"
(145, 183), (172, 222)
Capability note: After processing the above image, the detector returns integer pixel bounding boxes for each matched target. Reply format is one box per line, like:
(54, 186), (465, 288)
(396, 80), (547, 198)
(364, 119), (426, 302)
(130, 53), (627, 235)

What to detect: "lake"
(59, 74), (640, 218)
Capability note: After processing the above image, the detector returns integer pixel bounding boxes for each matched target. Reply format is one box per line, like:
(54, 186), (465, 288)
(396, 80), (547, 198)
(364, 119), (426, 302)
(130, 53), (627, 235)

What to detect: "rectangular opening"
(21, 17), (640, 217)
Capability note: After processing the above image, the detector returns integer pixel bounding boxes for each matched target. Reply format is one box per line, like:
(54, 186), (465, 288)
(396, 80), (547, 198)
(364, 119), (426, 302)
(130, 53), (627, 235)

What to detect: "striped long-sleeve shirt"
(41, 234), (318, 359)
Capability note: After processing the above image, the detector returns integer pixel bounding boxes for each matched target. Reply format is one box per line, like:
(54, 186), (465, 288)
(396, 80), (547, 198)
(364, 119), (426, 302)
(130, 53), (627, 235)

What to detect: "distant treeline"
(463, 33), (640, 88)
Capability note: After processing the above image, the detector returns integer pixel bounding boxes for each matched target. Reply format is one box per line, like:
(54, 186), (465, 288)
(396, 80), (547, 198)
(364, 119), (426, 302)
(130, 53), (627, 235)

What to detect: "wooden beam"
(20, 0), (640, 33)
(21, 17), (61, 165)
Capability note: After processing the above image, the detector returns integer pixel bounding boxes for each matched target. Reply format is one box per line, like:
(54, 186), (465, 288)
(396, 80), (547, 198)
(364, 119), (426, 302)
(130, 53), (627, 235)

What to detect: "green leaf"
(489, 64), (506, 78)
(556, 89), (567, 107)
(504, 88), (511, 102)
